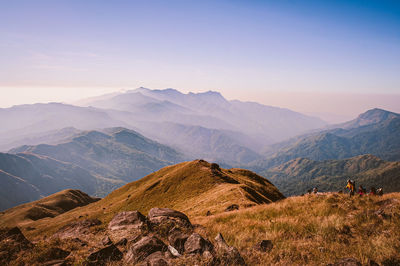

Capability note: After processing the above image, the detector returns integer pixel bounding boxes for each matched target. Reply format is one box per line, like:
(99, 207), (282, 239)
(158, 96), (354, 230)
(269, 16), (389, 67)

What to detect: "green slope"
(251, 109), (400, 172)
(262, 154), (400, 196)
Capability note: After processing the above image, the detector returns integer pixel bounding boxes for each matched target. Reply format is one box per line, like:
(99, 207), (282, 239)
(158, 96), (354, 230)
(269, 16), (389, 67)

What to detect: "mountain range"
(1, 127), (184, 210)
(0, 88), (399, 211)
(250, 108), (400, 172)
(0, 88), (326, 166)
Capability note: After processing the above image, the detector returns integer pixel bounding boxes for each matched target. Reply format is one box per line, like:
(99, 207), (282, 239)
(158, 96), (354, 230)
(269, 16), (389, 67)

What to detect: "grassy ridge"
(5, 160), (283, 240)
(195, 192), (400, 265)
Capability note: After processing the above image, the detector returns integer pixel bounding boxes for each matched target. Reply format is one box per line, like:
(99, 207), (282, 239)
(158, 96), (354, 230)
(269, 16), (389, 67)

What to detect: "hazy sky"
(1, 0), (399, 121)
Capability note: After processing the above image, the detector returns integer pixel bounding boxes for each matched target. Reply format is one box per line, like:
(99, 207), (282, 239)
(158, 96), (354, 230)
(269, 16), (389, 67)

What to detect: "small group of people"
(346, 179), (383, 197)
(307, 187), (319, 194)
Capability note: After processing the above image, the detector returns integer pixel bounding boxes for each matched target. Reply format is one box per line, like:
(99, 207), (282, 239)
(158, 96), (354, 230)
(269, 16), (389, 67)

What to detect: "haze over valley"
(1, 1), (400, 265)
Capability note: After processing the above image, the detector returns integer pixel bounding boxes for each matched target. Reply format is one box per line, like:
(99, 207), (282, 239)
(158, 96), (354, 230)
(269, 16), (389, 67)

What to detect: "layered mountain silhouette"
(251, 108), (400, 172)
(10, 128), (183, 182)
(263, 154), (400, 196)
(1, 128), (185, 210)
(1, 88), (325, 165)
(0, 103), (127, 151)
(77, 88), (325, 162)
(0, 152), (101, 210)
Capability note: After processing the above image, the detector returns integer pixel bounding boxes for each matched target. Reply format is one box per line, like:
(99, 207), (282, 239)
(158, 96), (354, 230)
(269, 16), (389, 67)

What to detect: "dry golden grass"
(194, 192), (400, 265)
(4, 160), (282, 241)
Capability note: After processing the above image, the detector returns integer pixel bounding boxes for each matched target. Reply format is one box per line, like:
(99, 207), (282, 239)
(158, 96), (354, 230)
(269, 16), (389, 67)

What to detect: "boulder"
(253, 240), (273, 252)
(53, 219), (101, 240)
(214, 233), (245, 265)
(148, 208), (190, 224)
(184, 233), (213, 254)
(168, 229), (189, 254)
(145, 251), (169, 266)
(87, 244), (123, 263)
(125, 236), (167, 264)
(148, 208), (192, 235)
(108, 211), (147, 231)
(215, 233), (229, 249)
(225, 204), (239, 212)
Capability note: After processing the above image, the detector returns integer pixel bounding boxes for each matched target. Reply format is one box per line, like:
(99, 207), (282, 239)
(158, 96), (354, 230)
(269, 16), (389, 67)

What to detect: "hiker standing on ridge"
(346, 179), (355, 197)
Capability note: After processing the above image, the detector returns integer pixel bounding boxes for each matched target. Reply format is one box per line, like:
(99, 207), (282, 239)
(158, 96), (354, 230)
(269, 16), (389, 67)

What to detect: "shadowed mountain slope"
(0, 189), (100, 226)
(262, 154), (400, 196)
(10, 128), (184, 183)
(0, 152), (104, 211)
(251, 109), (400, 172)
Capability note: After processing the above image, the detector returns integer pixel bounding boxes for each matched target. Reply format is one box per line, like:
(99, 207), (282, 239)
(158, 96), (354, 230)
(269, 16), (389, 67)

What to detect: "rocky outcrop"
(168, 229), (189, 254)
(42, 208), (245, 265)
(52, 219), (101, 240)
(148, 208), (192, 229)
(125, 236), (167, 264)
(108, 211), (147, 231)
(184, 233), (213, 254)
(214, 233), (246, 265)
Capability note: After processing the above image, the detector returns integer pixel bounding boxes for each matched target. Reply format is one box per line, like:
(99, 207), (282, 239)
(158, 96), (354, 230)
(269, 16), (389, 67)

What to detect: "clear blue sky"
(0, 0), (399, 118)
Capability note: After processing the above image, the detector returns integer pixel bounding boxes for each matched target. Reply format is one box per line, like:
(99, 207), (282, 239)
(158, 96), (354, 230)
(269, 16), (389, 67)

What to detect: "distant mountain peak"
(336, 108), (399, 129)
(358, 108), (399, 119)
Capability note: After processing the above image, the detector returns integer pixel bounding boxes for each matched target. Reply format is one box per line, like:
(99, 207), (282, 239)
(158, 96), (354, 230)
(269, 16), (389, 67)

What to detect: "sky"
(1, 0), (400, 122)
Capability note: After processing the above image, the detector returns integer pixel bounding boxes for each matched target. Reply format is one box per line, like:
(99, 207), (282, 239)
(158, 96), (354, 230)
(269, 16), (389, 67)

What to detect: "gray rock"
(184, 233), (213, 254)
(146, 251), (169, 266)
(215, 233), (229, 249)
(225, 204), (239, 212)
(214, 233), (245, 265)
(53, 219), (101, 240)
(254, 240), (273, 252)
(148, 208), (191, 224)
(108, 211), (147, 231)
(125, 236), (167, 263)
(168, 229), (189, 253)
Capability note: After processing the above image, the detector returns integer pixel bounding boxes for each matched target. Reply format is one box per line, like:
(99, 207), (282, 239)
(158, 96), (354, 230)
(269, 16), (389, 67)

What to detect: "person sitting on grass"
(358, 185), (366, 196)
(369, 187), (376, 196)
